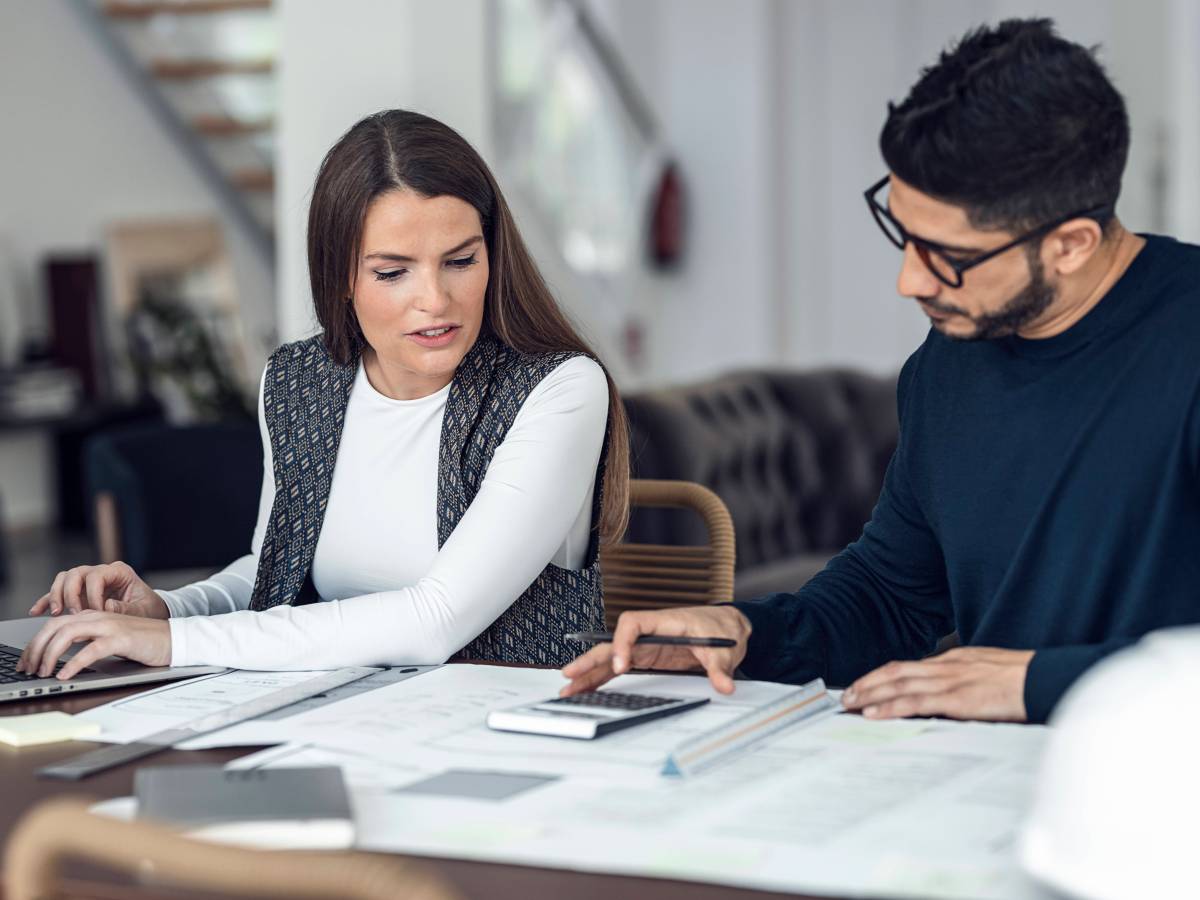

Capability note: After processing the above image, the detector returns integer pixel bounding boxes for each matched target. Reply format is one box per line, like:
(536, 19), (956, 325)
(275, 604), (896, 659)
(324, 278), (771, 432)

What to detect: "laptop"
(0, 616), (225, 704)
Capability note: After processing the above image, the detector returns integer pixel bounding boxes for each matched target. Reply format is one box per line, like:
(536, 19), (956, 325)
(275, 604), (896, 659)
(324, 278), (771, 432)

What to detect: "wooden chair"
(4, 797), (460, 900)
(600, 479), (735, 628)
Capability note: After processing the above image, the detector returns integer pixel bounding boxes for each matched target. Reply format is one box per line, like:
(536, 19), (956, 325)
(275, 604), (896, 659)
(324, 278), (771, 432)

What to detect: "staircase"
(72, 0), (277, 259)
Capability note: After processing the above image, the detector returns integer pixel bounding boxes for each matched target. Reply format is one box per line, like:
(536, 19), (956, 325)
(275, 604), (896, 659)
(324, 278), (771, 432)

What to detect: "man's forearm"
(733, 548), (953, 687)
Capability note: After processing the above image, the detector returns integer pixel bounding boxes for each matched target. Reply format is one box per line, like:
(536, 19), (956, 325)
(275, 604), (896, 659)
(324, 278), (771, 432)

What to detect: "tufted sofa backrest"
(622, 369), (898, 576)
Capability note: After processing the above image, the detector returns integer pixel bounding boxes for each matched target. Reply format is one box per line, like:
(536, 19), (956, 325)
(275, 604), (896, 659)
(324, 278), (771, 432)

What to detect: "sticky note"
(0, 712), (103, 747)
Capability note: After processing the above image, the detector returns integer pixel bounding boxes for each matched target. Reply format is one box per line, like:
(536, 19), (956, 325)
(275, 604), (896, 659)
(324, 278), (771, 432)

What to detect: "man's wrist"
(723, 604), (752, 640)
(713, 603), (752, 637)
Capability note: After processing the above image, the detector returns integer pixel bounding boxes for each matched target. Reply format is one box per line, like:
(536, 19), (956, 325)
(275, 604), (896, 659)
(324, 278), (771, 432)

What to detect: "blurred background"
(1, 0), (1197, 618)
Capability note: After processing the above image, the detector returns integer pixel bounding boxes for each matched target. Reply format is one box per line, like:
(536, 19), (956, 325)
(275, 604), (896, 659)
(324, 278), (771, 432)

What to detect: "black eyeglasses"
(864, 175), (1113, 288)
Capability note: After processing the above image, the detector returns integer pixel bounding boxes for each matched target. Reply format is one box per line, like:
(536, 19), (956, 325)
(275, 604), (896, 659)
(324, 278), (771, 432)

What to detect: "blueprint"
(219, 665), (1055, 900)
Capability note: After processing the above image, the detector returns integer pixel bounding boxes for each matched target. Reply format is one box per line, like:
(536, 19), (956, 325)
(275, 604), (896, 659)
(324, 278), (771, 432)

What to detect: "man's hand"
(16, 611), (172, 680)
(842, 646), (1034, 722)
(29, 561), (168, 619)
(560, 605), (752, 696)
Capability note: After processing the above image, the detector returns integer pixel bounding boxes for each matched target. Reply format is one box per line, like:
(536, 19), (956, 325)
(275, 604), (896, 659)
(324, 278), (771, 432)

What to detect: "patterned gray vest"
(248, 333), (607, 666)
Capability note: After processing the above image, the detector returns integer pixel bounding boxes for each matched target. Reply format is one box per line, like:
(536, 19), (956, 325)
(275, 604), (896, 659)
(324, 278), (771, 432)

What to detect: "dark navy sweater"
(734, 235), (1200, 723)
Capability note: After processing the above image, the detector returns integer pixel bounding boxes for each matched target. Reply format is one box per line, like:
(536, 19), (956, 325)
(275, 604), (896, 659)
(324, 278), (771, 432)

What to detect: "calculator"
(486, 691), (709, 739)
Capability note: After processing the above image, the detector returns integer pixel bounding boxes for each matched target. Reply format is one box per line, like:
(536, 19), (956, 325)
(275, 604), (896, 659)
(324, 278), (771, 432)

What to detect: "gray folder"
(135, 765), (354, 848)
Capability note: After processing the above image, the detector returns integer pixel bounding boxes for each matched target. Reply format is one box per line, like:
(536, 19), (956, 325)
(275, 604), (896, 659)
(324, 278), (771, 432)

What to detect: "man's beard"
(923, 254), (1056, 341)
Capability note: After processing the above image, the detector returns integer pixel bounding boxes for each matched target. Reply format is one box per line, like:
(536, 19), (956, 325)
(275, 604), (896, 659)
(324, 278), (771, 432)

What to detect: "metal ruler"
(662, 679), (837, 777)
(39, 667), (379, 781)
(250, 665), (438, 721)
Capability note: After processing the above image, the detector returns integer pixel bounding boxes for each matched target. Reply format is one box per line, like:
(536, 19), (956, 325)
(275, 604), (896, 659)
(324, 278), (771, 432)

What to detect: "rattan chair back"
(600, 479), (735, 627)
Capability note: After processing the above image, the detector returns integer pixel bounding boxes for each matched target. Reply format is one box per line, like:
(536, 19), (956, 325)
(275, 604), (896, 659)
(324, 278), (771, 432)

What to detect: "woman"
(18, 110), (629, 680)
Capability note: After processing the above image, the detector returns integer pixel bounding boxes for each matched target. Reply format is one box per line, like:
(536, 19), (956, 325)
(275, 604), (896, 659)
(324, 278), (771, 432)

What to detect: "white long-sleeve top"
(159, 354), (609, 669)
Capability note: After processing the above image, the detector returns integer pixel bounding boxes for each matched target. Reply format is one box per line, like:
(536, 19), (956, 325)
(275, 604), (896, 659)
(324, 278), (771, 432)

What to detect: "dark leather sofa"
(84, 421), (262, 574)
(623, 368), (899, 601)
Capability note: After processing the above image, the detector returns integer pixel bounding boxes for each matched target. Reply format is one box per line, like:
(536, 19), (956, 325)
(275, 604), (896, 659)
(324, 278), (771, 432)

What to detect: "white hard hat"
(1019, 626), (1200, 899)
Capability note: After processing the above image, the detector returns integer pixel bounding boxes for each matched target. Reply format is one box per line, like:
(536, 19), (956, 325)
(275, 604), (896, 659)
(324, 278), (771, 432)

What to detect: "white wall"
(631, 0), (781, 385)
(275, 0), (492, 345)
(273, 0), (1177, 390)
(0, 0), (275, 528)
(596, 0), (1172, 379)
(1166, 0), (1200, 243)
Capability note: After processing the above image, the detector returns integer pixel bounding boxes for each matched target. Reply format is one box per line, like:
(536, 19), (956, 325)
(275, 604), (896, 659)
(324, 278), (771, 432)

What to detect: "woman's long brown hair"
(307, 109), (629, 544)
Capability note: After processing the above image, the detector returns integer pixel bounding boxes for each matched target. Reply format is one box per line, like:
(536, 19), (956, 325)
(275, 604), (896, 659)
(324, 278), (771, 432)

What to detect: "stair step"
(103, 0), (271, 18)
(231, 168), (274, 191)
(150, 58), (273, 78)
(193, 115), (274, 136)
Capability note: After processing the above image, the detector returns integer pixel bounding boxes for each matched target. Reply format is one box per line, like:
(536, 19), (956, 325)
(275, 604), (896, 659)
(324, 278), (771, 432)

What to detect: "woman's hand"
(16, 611), (172, 680)
(29, 562), (168, 619)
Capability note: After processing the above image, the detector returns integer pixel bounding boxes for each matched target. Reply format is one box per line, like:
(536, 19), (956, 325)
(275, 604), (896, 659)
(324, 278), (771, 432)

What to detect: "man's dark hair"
(880, 18), (1129, 235)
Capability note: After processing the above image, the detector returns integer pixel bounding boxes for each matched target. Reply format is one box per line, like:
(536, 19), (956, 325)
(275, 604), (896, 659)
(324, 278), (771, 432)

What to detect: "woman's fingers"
(32, 563), (143, 618)
(36, 619), (93, 678)
(60, 568), (91, 614)
(44, 571), (68, 616)
(56, 635), (115, 681)
(17, 616), (66, 674)
(84, 569), (117, 611)
(18, 610), (172, 679)
(28, 592), (52, 616)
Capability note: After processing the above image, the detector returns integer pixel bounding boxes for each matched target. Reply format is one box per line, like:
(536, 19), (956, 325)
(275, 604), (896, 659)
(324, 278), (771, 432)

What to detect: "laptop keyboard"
(0, 643), (96, 684)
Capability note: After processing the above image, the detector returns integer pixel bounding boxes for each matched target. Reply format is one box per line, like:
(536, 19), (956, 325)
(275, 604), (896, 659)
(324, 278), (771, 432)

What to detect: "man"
(562, 18), (1200, 724)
